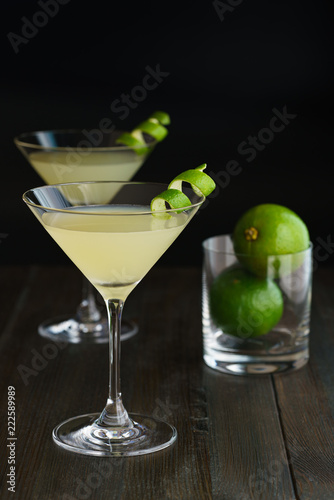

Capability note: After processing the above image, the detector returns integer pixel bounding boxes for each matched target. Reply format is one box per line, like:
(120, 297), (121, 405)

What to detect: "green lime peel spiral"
(116, 111), (170, 155)
(150, 164), (216, 217)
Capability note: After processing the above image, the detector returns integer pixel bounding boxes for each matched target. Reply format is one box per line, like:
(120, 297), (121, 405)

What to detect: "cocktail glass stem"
(92, 299), (135, 439)
(107, 299), (123, 407)
(97, 299), (131, 427)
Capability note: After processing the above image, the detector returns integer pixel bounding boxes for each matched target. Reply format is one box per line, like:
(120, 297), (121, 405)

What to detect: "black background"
(1, 0), (333, 268)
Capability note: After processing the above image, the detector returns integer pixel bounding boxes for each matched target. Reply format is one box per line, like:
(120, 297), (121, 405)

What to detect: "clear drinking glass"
(15, 129), (158, 343)
(23, 181), (205, 456)
(202, 235), (312, 375)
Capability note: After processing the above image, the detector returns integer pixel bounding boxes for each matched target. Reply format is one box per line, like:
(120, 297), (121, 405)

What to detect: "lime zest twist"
(116, 111), (170, 155)
(150, 189), (192, 214)
(148, 110), (171, 126)
(168, 163), (216, 197)
(150, 163), (216, 217)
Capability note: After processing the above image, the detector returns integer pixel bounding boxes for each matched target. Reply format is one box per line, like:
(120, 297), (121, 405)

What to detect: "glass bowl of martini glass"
(22, 176), (210, 456)
(15, 112), (169, 344)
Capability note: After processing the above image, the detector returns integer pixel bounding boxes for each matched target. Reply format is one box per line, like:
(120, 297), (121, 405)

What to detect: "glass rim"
(22, 180), (206, 216)
(13, 128), (158, 152)
(202, 233), (313, 257)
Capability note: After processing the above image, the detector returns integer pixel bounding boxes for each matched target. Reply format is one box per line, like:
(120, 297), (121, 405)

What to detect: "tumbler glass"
(202, 235), (312, 375)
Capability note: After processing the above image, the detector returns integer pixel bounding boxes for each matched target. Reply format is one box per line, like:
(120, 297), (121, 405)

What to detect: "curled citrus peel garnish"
(148, 110), (171, 125)
(116, 111), (170, 155)
(150, 164), (216, 217)
(168, 163), (216, 197)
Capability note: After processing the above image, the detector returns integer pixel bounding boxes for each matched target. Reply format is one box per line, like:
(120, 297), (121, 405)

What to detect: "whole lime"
(209, 266), (284, 338)
(232, 204), (310, 277)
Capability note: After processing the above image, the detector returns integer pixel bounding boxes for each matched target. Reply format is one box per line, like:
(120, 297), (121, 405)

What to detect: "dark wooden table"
(1, 265), (334, 500)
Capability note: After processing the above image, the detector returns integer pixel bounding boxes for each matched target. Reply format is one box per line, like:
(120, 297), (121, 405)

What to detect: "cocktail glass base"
(52, 413), (177, 456)
(38, 316), (138, 344)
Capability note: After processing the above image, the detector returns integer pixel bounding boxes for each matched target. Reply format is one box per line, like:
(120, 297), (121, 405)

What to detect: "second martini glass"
(23, 180), (206, 456)
(15, 127), (160, 343)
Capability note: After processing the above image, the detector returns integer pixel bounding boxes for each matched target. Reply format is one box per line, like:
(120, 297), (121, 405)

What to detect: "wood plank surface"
(0, 265), (334, 500)
(273, 268), (334, 500)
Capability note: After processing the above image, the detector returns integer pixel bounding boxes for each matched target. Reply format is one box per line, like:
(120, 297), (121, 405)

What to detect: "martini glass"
(23, 181), (205, 456)
(15, 129), (158, 343)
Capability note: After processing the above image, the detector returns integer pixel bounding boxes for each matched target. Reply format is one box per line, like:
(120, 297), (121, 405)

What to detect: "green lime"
(232, 204), (310, 277)
(209, 266), (284, 338)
